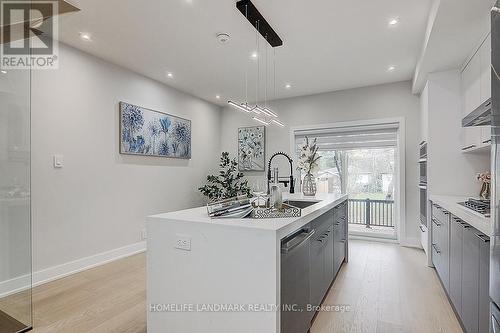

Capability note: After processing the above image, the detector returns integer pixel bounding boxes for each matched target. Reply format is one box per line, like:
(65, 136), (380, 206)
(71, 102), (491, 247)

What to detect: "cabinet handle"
(281, 230), (316, 254)
(461, 224), (471, 229)
(462, 145), (477, 151)
(492, 315), (500, 333)
(475, 233), (490, 242)
(432, 218), (442, 227)
(419, 225), (426, 233)
(432, 244), (441, 254)
(483, 139), (492, 144)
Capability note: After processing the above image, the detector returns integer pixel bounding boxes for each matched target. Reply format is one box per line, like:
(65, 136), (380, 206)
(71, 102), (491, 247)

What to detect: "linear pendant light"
(253, 117), (270, 125)
(271, 119), (285, 127)
(228, 101), (252, 113)
(228, 0), (285, 127)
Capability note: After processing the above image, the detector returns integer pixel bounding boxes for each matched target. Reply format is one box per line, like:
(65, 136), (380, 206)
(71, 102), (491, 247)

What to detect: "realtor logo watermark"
(1, 0), (59, 69)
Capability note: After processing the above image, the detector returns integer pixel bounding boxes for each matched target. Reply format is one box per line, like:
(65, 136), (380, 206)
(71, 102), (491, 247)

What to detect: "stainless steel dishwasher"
(280, 228), (315, 333)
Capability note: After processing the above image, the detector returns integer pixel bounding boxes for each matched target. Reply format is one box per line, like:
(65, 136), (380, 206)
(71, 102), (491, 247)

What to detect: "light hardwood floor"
(311, 241), (463, 333)
(2, 240), (462, 333)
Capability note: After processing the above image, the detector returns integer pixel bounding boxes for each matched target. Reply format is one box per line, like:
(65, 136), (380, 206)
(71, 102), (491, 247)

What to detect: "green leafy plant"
(199, 152), (251, 201)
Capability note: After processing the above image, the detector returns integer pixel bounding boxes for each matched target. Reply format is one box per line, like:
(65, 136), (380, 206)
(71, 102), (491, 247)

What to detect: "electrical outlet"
(175, 234), (191, 251)
(141, 228), (147, 240)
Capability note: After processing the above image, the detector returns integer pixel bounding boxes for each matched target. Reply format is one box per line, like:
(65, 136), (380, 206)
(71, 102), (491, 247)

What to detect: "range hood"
(462, 98), (492, 127)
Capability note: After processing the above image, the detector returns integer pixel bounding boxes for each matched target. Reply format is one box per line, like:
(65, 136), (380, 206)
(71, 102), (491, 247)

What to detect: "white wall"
(220, 81), (421, 245)
(424, 70), (490, 196)
(31, 44), (222, 272)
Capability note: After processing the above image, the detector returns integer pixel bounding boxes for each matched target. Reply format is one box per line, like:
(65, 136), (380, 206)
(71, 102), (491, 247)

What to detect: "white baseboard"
(0, 241), (146, 298)
(348, 235), (423, 249)
(0, 275), (31, 299)
(400, 237), (422, 249)
(349, 235), (399, 244)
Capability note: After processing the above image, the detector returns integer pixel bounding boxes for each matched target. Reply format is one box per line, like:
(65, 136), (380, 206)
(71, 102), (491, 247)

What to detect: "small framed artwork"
(238, 126), (265, 171)
(119, 102), (191, 159)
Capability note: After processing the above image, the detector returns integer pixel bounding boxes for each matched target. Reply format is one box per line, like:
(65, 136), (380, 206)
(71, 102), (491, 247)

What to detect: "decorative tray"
(251, 203), (301, 219)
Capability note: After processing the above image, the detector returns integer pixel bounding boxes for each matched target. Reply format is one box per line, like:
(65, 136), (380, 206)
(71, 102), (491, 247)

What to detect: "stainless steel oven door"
(419, 184), (427, 227)
(419, 160), (427, 184)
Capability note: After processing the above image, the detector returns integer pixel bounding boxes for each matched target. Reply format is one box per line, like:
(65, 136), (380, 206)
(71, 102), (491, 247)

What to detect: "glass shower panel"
(0, 64), (32, 331)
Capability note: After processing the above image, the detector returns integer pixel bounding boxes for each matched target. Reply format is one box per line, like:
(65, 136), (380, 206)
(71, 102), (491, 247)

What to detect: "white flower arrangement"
(297, 137), (321, 175)
(477, 172), (491, 184)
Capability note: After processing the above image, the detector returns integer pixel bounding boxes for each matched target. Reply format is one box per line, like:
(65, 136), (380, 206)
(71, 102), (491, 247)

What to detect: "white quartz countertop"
(148, 193), (348, 238)
(429, 194), (491, 236)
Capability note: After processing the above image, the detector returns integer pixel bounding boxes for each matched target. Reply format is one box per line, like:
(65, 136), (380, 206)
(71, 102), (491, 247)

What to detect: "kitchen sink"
(283, 200), (321, 209)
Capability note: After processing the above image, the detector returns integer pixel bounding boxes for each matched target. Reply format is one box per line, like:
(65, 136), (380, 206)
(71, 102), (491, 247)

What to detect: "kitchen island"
(147, 193), (348, 333)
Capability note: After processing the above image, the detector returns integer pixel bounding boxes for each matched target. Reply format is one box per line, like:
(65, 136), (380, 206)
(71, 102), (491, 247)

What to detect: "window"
(293, 121), (400, 240)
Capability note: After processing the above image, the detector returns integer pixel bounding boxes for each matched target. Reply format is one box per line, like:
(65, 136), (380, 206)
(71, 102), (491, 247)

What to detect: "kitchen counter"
(429, 194), (491, 235)
(149, 192), (347, 238)
(146, 192), (348, 333)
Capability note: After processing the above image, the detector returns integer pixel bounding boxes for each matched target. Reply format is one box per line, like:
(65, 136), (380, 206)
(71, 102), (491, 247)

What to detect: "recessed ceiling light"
(388, 18), (399, 26)
(1, 70), (6, 74)
(251, 52), (258, 59)
(167, 72), (174, 78)
(216, 95), (221, 99)
(387, 66), (396, 72)
(79, 32), (92, 41)
(285, 84), (291, 89)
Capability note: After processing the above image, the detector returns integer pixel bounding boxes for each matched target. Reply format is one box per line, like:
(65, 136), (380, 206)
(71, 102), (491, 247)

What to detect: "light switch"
(53, 154), (63, 168)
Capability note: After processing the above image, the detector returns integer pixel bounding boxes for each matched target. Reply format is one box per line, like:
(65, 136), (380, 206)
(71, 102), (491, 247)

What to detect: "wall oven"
(419, 183), (427, 226)
(418, 141), (430, 263)
(419, 141), (428, 226)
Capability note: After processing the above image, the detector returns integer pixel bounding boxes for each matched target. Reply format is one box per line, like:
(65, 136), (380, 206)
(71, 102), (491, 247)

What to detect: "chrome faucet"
(267, 152), (295, 194)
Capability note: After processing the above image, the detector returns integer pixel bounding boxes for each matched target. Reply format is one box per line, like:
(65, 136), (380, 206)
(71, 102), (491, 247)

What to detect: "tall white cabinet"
(461, 33), (492, 152)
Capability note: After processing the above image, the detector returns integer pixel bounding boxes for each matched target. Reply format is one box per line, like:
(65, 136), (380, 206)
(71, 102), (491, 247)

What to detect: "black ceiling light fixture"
(236, 0), (283, 48)
(228, 0), (285, 127)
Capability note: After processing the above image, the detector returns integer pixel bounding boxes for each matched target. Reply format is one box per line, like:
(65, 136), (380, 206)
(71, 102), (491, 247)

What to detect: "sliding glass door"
(0, 62), (32, 331)
(314, 148), (397, 239)
(294, 122), (400, 241)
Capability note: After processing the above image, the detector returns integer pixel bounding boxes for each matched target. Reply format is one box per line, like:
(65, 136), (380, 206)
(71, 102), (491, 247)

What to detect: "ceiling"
(56, 0), (483, 105)
(412, 0), (495, 93)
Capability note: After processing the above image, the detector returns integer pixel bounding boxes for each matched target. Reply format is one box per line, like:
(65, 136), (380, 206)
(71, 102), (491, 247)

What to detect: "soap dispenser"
(269, 168), (283, 209)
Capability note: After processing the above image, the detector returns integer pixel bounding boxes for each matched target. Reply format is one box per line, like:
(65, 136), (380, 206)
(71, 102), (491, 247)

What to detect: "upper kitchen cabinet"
(461, 33), (492, 152)
(480, 34), (492, 102)
(462, 48), (481, 117)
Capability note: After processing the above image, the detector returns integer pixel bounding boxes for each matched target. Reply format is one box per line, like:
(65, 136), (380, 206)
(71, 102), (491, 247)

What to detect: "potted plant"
(199, 152), (251, 202)
(297, 137), (321, 196)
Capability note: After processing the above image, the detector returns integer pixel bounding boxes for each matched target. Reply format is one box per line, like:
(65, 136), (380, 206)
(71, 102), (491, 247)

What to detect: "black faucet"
(267, 152), (295, 194)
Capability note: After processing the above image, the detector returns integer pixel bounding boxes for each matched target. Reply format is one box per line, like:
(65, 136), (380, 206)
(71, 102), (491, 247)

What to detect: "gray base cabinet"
(281, 233), (311, 333)
(281, 199), (348, 333)
(431, 205), (450, 292)
(334, 201), (347, 275)
(478, 233), (490, 333)
(430, 201), (490, 333)
(449, 217), (464, 315)
(462, 225), (480, 333)
(310, 228), (328, 309)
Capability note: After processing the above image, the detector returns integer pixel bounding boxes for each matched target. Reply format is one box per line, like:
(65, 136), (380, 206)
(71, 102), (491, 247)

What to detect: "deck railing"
(348, 198), (395, 228)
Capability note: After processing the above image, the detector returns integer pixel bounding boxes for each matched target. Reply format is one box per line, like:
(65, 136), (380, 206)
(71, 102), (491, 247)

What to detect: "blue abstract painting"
(120, 102), (191, 159)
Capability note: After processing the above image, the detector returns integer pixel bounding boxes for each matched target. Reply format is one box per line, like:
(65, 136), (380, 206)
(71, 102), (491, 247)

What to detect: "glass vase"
(302, 173), (317, 196)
